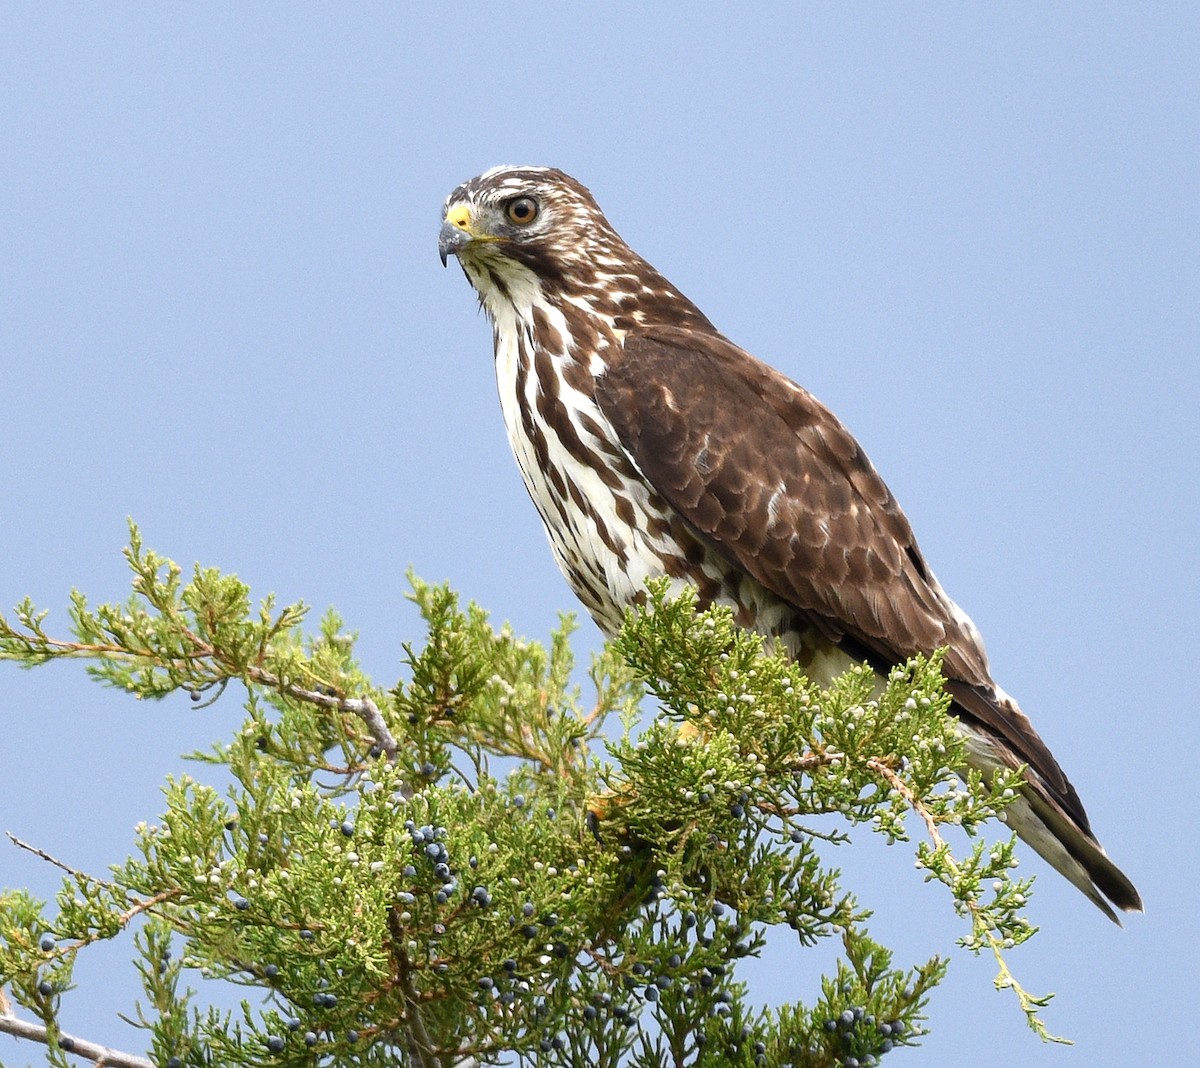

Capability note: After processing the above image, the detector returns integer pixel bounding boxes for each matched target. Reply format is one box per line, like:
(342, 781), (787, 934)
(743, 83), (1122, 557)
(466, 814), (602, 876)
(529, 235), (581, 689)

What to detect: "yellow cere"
(444, 204), (473, 232)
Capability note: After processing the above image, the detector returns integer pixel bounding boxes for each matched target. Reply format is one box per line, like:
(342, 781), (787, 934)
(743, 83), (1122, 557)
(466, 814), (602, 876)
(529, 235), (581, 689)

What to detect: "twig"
(250, 669), (399, 761)
(5, 834), (103, 886)
(0, 629), (400, 762)
(5, 834), (180, 949)
(865, 757), (1069, 1044)
(866, 759), (942, 843)
(0, 1012), (154, 1068)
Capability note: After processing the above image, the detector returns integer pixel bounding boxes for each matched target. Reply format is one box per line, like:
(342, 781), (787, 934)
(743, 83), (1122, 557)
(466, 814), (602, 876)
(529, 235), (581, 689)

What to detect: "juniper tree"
(1, 526), (1058, 1067)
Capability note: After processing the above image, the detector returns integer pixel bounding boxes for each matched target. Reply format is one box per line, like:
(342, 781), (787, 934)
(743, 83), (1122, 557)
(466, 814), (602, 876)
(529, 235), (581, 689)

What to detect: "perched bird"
(438, 165), (1141, 922)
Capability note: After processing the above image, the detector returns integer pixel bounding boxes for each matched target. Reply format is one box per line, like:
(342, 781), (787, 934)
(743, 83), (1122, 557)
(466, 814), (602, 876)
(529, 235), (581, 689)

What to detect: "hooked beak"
(439, 203), (478, 267)
(438, 220), (473, 267)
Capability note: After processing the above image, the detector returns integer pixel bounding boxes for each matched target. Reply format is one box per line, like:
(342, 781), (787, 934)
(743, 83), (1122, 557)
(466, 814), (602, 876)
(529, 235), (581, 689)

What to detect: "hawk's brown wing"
(596, 325), (1085, 824)
(598, 326), (987, 675)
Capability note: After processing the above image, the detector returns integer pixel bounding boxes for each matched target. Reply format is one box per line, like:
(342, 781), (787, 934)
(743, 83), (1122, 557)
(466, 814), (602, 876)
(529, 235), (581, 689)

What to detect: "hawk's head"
(439, 165), (711, 333)
(440, 165), (618, 265)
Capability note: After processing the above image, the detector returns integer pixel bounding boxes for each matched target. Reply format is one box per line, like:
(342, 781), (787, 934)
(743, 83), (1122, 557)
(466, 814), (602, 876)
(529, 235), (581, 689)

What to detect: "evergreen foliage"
(1, 526), (1058, 1067)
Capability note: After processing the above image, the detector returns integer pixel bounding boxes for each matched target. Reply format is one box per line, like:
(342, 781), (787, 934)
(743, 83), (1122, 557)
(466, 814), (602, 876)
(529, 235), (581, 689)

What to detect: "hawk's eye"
(506, 196), (539, 226)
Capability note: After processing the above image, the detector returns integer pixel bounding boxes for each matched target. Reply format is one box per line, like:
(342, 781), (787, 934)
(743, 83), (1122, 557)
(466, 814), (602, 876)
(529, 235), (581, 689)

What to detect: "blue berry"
(39, 935), (54, 951)
(233, 896), (250, 911)
(304, 1032), (317, 1047)
(340, 821), (355, 837)
(166, 1058), (183, 1068)
(285, 1017), (299, 1032)
(265, 1035), (285, 1053)
(583, 1004), (598, 1021)
(300, 929), (315, 942)
(346, 1030), (359, 1043)
(37, 980), (53, 997)
(264, 964), (279, 979)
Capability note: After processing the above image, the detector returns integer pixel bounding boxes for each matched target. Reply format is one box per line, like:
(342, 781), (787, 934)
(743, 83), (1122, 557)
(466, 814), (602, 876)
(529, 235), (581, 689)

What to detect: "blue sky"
(2, 6), (1197, 1065)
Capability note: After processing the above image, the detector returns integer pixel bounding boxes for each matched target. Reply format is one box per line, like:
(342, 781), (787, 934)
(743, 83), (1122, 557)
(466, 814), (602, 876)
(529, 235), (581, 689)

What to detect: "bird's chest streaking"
(490, 290), (675, 633)
(487, 284), (845, 681)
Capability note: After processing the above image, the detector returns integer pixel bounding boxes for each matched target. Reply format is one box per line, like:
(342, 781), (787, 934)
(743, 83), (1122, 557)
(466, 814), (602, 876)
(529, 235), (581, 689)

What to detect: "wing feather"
(598, 327), (984, 675)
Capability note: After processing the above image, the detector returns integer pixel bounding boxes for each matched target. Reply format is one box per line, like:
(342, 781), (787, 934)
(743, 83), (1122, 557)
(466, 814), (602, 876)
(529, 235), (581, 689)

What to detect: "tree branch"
(0, 626), (401, 763)
(0, 1012), (154, 1068)
(253, 671), (397, 761)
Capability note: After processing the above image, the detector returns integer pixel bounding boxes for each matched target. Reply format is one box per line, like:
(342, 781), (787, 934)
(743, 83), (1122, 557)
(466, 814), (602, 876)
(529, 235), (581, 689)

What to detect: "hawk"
(438, 165), (1141, 922)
